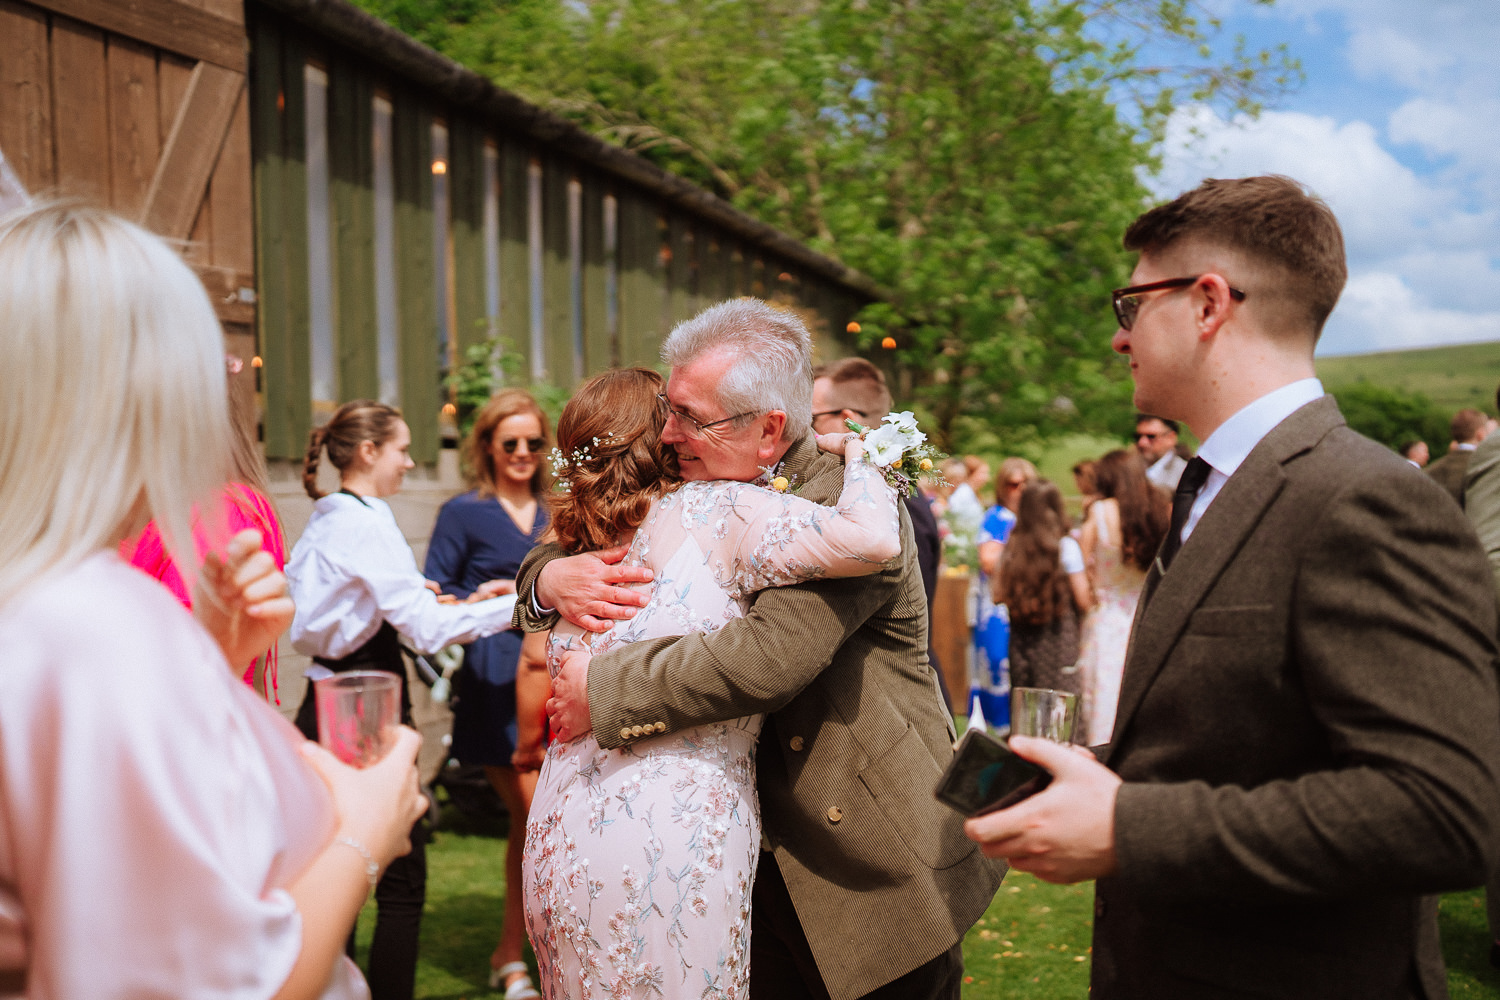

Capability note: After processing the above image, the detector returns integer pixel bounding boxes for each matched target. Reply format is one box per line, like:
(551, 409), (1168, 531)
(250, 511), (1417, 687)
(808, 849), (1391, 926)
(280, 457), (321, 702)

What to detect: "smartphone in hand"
(934, 728), (1052, 816)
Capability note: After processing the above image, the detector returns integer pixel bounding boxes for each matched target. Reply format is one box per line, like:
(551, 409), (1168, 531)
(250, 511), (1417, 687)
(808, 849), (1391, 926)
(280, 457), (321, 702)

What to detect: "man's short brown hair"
(813, 356), (892, 421)
(1124, 175), (1347, 339)
(1451, 408), (1489, 444)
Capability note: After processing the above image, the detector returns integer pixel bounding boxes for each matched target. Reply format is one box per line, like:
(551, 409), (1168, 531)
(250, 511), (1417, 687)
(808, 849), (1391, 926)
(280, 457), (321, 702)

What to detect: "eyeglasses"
(499, 436), (546, 454)
(656, 393), (761, 438)
(1135, 432), (1164, 442)
(1112, 276), (1245, 331)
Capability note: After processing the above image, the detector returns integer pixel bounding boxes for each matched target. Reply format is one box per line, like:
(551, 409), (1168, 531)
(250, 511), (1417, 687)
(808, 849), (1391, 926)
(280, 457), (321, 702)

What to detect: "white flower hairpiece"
(549, 431), (625, 492)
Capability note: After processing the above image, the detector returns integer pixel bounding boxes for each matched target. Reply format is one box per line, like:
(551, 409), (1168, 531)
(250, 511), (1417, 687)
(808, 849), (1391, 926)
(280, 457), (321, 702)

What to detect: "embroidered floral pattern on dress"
(522, 449), (900, 999)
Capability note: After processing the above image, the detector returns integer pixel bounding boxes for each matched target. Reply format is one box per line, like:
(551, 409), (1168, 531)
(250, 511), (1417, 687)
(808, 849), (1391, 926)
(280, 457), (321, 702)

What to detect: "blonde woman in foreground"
(0, 201), (425, 999)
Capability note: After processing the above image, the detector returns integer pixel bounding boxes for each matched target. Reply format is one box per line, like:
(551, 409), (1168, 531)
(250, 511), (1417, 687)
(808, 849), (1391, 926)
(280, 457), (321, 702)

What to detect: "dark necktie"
(1158, 456), (1212, 572)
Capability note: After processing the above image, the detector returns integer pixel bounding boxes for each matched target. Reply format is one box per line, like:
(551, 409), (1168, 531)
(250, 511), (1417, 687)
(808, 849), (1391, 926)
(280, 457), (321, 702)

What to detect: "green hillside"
(1317, 341), (1500, 414)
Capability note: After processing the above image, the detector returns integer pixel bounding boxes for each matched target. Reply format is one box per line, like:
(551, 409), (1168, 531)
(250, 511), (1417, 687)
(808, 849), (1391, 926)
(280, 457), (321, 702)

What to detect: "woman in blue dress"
(425, 389), (550, 998)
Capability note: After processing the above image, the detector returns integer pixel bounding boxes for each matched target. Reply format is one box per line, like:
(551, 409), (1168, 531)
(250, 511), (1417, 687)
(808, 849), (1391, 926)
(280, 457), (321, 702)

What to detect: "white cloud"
(1150, 101), (1500, 355)
(1321, 271), (1500, 355)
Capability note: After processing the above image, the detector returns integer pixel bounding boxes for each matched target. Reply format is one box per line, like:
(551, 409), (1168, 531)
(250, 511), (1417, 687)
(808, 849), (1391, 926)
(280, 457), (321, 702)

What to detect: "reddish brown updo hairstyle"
(302, 400), (404, 499)
(547, 368), (679, 553)
(464, 388), (551, 496)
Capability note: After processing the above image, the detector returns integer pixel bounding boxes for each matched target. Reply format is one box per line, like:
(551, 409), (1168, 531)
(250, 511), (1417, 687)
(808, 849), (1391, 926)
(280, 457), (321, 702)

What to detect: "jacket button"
(789, 736), (805, 751)
(1094, 897), (1106, 919)
(826, 806), (843, 823)
(619, 727), (632, 740)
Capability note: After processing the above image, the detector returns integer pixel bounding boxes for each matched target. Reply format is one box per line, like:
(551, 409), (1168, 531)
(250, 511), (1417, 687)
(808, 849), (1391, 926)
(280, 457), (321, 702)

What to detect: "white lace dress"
(523, 454), (898, 1000)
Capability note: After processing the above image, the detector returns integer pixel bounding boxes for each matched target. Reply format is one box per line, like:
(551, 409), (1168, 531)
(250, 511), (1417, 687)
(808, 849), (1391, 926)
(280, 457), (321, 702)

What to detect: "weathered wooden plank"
(392, 90), (437, 463)
(616, 189), (663, 368)
(106, 35), (158, 218)
(28, 0), (244, 71)
(0, 1), (54, 193)
(141, 61), (244, 240)
(580, 171), (608, 372)
(250, 14), (310, 459)
(154, 49), (206, 264)
(327, 57), (376, 401)
(50, 16), (110, 200)
(699, 231), (729, 306)
(541, 157), (572, 388)
(666, 213), (694, 326)
(497, 141), (529, 375)
(448, 116), (486, 355)
(209, 79), (254, 276)
(177, 0), (240, 21)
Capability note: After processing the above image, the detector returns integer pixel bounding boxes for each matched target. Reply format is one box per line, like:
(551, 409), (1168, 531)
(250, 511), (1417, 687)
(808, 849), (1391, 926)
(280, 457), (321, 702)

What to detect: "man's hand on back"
(536, 544), (654, 633)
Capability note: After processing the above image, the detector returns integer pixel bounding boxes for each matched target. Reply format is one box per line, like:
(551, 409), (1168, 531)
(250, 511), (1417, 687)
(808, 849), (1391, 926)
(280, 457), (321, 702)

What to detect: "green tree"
(353, 0), (1298, 451)
(1329, 382), (1450, 453)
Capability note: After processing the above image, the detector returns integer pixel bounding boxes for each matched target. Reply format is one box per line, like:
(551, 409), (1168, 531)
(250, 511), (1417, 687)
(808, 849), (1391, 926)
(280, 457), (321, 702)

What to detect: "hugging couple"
(510, 297), (1002, 1000)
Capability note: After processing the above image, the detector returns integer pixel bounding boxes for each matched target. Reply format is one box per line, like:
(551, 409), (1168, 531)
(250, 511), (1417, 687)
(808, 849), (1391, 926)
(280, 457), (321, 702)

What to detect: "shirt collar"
(1197, 377), (1325, 479)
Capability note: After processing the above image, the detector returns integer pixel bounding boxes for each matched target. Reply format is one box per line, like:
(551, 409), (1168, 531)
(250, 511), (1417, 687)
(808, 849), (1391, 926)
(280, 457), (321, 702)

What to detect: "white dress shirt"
(1146, 450), (1188, 490)
(1180, 378), (1326, 544)
(288, 492), (516, 659)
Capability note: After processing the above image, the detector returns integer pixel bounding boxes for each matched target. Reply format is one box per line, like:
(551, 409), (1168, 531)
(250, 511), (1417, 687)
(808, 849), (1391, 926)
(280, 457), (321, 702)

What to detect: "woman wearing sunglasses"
(423, 389), (551, 998)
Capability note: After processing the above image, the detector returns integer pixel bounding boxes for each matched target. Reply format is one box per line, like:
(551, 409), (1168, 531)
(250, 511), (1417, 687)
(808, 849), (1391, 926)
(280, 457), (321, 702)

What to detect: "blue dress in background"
(425, 491), (549, 766)
(972, 504), (1016, 728)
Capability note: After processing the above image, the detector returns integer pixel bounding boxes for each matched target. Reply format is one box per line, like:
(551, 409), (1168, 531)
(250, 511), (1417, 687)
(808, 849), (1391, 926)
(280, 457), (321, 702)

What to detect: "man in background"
(813, 357), (947, 703)
(1428, 407), (1491, 502)
(1134, 413), (1187, 489)
(1400, 439), (1430, 468)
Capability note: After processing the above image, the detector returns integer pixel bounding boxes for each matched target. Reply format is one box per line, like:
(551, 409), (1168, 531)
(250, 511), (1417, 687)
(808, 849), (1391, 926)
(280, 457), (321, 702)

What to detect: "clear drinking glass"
(1010, 686), (1080, 743)
(314, 670), (400, 767)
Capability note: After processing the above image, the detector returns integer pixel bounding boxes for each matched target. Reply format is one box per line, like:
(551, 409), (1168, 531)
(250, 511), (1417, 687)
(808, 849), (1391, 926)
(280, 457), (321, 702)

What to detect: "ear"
(355, 438), (380, 469)
(1194, 273), (1238, 341)
(756, 411), (789, 462)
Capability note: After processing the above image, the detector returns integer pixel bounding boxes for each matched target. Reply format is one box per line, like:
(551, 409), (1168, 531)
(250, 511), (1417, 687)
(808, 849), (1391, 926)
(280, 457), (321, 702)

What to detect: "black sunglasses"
(499, 436), (545, 454)
(1112, 276), (1245, 331)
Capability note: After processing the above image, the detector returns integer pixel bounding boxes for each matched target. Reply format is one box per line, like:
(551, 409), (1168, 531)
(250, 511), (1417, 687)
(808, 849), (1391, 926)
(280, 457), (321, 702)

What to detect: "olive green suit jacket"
(515, 435), (1004, 1000)
(1463, 432), (1500, 596)
(1092, 396), (1500, 1000)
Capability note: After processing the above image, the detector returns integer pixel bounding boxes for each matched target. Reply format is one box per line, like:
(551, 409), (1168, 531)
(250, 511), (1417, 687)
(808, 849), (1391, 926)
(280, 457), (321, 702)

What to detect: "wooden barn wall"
(0, 0), (258, 426)
(245, 4), (870, 462)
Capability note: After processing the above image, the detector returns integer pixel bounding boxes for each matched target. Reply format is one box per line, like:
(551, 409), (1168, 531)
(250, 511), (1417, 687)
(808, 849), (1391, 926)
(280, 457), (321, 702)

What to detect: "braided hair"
(302, 400), (404, 499)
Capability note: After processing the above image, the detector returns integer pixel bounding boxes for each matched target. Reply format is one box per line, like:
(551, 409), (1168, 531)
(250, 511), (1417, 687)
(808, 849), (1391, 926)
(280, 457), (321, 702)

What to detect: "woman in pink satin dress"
(0, 201), (425, 1000)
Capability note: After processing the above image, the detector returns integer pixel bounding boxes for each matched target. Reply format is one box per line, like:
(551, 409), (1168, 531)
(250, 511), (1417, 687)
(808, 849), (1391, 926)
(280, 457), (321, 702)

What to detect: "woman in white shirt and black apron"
(288, 400), (518, 1000)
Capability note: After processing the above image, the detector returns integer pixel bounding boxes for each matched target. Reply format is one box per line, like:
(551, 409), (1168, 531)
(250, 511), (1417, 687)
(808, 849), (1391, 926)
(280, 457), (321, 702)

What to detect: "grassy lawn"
(352, 808), (1500, 999)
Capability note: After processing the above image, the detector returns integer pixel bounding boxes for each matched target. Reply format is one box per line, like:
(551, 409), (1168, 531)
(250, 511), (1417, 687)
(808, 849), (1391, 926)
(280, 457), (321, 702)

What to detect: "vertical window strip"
(483, 140), (501, 353)
(372, 93), (399, 406)
(431, 121), (452, 382)
(304, 63), (336, 423)
(527, 158), (545, 381)
(603, 192), (619, 368)
(567, 176), (584, 383)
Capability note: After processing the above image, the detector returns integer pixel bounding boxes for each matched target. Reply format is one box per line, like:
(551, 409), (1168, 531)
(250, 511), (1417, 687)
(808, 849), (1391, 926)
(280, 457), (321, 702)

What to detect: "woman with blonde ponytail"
(0, 201), (426, 999)
(286, 398), (522, 1000)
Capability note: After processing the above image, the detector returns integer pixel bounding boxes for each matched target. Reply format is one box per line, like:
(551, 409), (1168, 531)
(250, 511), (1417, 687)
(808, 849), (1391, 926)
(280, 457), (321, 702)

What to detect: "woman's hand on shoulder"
(196, 528), (295, 669)
(815, 431), (863, 458)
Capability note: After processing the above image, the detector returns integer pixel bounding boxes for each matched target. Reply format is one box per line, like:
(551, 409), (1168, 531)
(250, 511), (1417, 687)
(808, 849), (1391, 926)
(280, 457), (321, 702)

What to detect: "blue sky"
(1143, 0), (1500, 356)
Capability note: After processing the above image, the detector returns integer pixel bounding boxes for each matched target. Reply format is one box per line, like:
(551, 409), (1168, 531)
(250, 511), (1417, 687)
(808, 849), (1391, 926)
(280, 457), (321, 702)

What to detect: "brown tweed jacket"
(515, 435), (1004, 999)
(1093, 396), (1500, 1000)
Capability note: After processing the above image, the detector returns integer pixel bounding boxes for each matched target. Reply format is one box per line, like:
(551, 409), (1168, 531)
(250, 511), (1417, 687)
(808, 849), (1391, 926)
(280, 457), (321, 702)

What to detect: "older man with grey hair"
(514, 298), (1002, 1000)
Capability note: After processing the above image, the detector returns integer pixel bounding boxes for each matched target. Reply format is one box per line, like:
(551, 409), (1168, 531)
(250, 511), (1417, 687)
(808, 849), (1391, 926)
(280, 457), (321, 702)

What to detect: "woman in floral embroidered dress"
(518, 368), (902, 1000)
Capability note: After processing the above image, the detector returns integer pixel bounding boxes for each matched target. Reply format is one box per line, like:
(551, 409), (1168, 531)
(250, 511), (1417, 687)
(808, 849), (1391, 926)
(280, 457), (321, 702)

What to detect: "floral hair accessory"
(846, 411), (947, 496)
(549, 431), (626, 492)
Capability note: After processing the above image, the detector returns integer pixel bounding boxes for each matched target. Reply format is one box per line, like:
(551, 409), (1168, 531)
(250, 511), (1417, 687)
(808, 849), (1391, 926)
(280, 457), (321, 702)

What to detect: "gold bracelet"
(335, 835), (380, 890)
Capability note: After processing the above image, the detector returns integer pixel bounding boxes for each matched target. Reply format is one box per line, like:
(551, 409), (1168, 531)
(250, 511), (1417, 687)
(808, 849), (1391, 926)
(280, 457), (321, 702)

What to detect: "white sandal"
(488, 961), (540, 999)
